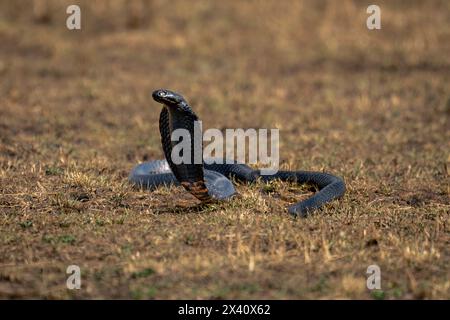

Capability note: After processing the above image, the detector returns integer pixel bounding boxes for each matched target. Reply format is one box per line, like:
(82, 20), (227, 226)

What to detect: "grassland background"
(0, 0), (449, 299)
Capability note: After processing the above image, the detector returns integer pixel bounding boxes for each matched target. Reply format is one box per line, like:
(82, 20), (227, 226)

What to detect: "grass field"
(0, 0), (449, 299)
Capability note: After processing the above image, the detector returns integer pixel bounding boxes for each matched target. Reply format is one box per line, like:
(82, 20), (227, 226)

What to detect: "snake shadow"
(152, 200), (231, 215)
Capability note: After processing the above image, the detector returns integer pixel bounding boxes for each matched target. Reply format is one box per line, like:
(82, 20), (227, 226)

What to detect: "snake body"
(129, 89), (346, 217)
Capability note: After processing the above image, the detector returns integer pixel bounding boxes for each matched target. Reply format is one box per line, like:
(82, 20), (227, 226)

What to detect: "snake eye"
(159, 91), (167, 97)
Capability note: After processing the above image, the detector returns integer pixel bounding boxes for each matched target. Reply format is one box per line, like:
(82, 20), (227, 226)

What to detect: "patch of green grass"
(19, 221), (33, 229)
(130, 289), (143, 300)
(93, 271), (104, 281)
(114, 217), (125, 225)
(371, 290), (386, 300)
(42, 235), (54, 244)
(234, 283), (260, 294)
(45, 166), (64, 176)
(58, 221), (71, 228)
(184, 235), (195, 245)
(121, 244), (133, 255)
(311, 276), (328, 293)
(146, 287), (158, 298)
(391, 288), (403, 299)
(110, 193), (129, 208)
(262, 183), (276, 193)
(131, 268), (155, 279)
(95, 219), (105, 227)
(58, 235), (76, 245)
(212, 286), (232, 299)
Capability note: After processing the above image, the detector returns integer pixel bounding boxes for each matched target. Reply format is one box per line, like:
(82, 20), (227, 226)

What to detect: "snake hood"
(151, 88), (216, 202)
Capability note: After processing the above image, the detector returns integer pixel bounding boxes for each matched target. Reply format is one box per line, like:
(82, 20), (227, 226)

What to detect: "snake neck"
(159, 104), (211, 202)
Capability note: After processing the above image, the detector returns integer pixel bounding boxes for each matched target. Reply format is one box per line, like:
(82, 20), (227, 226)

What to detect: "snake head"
(152, 89), (186, 107)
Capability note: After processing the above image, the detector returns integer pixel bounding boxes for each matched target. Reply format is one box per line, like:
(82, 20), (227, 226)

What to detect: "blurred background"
(1, 0), (448, 162)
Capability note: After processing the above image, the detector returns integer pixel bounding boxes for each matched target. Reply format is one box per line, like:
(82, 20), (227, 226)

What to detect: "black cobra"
(129, 89), (346, 217)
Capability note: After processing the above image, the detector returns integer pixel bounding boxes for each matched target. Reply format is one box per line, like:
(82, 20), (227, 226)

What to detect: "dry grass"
(0, 0), (449, 299)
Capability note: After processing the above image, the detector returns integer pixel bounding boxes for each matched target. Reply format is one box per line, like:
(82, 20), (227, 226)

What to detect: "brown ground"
(0, 0), (449, 299)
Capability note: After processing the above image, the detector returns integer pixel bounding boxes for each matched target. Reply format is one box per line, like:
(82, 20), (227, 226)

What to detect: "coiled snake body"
(129, 89), (346, 217)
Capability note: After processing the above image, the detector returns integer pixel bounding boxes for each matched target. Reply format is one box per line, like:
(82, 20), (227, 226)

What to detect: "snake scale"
(129, 89), (346, 217)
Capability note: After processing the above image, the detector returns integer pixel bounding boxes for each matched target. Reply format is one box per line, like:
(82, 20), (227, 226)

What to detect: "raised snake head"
(152, 89), (187, 107)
